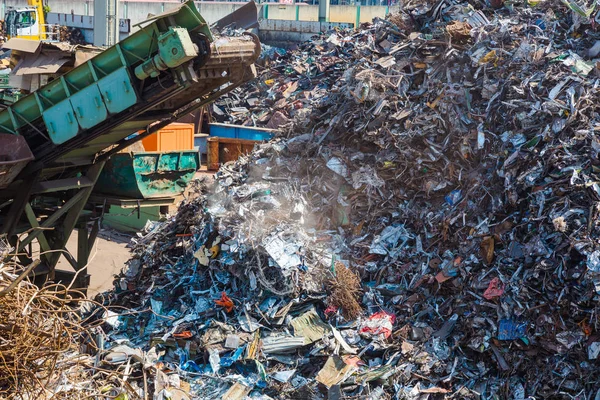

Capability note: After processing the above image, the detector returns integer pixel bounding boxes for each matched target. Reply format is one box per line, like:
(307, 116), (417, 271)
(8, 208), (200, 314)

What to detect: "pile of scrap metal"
(0, 256), (108, 399)
(93, 0), (600, 398)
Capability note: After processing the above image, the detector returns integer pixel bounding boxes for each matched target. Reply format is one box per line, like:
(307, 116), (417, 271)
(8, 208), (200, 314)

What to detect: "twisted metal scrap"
(0, 262), (85, 398)
(0, 261), (133, 400)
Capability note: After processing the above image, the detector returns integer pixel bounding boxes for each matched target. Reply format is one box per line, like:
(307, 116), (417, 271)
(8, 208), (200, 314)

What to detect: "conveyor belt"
(0, 0), (261, 289)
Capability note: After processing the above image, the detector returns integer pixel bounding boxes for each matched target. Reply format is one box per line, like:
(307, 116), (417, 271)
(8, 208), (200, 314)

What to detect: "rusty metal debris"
(0, 259), (131, 399)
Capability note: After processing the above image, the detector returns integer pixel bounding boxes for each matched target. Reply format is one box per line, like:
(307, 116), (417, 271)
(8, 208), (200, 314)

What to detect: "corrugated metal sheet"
(13, 52), (71, 76)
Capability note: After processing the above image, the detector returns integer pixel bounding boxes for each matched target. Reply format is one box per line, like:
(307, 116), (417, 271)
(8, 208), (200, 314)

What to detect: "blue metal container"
(209, 123), (276, 141)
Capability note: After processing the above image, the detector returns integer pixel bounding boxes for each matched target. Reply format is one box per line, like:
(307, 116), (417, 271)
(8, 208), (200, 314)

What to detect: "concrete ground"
(55, 229), (132, 297)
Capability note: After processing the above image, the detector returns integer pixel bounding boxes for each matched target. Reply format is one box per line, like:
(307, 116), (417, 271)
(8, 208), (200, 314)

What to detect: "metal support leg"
(88, 217), (101, 255)
(48, 161), (106, 275)
(0, 170), (40, 236)
(18, 189), (90, 251)
(9, 161), (105, 288)
(24, 203), (52, 265)
(77, 219), (90, 269)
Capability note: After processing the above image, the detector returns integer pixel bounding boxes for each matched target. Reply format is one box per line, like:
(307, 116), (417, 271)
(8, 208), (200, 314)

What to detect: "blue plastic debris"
(444, 190), (462, 206)
(220, 346), (245, 367)
(181, 360), (203, 373)
(176, 347), (188, 365)
(497, 318), (527, 340)
(534, 19), (546, 30)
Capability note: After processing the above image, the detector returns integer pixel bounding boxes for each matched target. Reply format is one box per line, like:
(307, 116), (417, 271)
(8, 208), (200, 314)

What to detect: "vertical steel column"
(47, 160), (106, 272)
(0, 170), (40, 237)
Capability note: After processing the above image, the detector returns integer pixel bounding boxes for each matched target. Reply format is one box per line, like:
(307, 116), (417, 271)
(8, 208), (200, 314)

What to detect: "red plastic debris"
(359, 311), (396, 339)
(483, 277), (505, 300)
(173, 331), (193, 339)
(215, 292), (234, 313)
(324, 305), (338, 317)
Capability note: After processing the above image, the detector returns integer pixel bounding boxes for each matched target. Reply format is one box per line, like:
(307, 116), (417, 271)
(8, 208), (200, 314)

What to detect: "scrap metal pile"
(98, 0), (600, 398)
(0, 257), (118, 399)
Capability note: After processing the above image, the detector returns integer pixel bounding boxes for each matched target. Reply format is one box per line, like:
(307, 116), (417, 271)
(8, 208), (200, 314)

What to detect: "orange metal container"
(141, 122), (195, 151)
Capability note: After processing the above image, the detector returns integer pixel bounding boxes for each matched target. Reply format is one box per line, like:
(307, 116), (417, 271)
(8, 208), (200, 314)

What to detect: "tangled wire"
(327, 262), (363, 319)
(0, 260), (139, 400)
(0, 261), (90, 398)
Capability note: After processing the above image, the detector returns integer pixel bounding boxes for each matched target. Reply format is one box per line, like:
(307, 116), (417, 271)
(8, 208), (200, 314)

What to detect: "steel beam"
(47, 161), (105, 271)
(24, 203), (52, 265)
(17, 188), (89, 250)
(0, 170), (40, 236)
(77, 220), (90, 269)
(33, 177), (95, 194)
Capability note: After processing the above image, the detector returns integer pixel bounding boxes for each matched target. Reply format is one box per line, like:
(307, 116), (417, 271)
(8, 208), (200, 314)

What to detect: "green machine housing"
(0, 0), (260, 289)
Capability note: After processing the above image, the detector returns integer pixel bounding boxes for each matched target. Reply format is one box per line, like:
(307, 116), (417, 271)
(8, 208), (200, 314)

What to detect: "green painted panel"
(180, 152), (198, 170)
(64, 62), (96, 92)
(91, 46), (125, 78)
(102, 204), (163, 232)
(0, 108), (16, 134)
(98, 67), (138, 114)
(170, 2), (212, 40)
(36, 77), (69, 108)
(138, 168), (196, 197)
(95, 150), (199, 199)
(70, 85), (108, 130)
(118, 24), (160, 66)
(157, 153), (179, 172)
(133, 154), (158, 174)
(95, 154), (138, 197)
(42, 101), (79, 144)
(10, 93), (41, 128)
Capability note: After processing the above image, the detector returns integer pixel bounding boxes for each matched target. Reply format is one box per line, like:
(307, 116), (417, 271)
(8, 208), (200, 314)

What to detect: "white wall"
(3, 0), (91, 16)
(2, 0), (255, 25)
(2, 0), (389, 26)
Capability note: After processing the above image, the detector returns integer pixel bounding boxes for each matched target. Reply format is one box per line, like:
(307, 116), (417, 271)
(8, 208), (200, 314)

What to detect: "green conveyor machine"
(0, 0), (260, 288)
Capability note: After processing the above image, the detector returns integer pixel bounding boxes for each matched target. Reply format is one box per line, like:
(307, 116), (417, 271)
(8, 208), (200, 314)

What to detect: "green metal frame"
(0, 0), (212, 152)
(0, 0), (261, 289)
